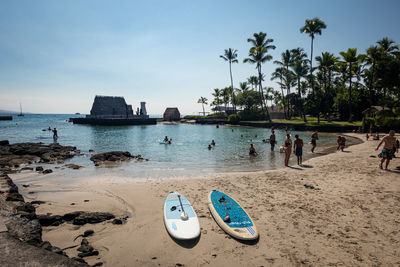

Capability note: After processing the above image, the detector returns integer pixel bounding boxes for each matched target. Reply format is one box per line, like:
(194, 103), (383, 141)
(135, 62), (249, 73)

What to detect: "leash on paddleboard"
(178, 194), (188, 221)
(219, 196), (231, 222)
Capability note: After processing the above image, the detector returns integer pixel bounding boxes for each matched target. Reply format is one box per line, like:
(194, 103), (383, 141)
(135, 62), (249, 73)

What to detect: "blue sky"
(0, 0), (399, 115)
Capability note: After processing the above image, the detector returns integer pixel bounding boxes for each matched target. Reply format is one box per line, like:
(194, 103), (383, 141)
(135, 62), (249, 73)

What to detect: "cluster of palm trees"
(198, 17), (400, 123)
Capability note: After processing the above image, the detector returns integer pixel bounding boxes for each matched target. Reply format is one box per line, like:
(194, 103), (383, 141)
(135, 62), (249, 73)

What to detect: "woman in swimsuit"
(249, 143), (257, 156)
(284, 134), (292, 166)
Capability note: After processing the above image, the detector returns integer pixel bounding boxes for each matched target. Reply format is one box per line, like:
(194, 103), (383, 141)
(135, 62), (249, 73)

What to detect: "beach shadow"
(386, 169), (400, 174)
(235, 235), (260, 245)
(300, 164), (313, 168)
(169, 233), (201, 248)
(287, 166), (303, 170)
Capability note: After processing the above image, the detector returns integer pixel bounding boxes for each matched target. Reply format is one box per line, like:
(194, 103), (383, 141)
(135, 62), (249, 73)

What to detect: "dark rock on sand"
(84, 230), (94, 237)
(93, 262), (103, 266)
(42, 169), (53, 174)
(112, 218), (123, 225)
(16, 202), (36, 213)
(21, 167), (34, 171)
(90, 151), (144, 165)
(37, 214), (63, 227)
(77, 238), (94, 253)
(6, 192), (24, 202)
(31, 200), (46, 205)
(78, 250), (99, 258)
(36, 166), (44, 172)
(73, 212), (115, 225)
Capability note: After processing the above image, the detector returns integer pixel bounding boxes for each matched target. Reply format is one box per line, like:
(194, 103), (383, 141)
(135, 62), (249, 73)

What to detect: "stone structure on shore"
(70, 95), (156, 125)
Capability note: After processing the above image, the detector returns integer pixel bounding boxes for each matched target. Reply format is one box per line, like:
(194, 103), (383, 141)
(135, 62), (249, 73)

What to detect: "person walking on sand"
(293, 135), (303, 165)
(337, 136), (346, 152)
(376, 130), (398, 170)
(284, 134), (292, 166)
(310, 130), (318, 153)
(270, 130), (276, 151)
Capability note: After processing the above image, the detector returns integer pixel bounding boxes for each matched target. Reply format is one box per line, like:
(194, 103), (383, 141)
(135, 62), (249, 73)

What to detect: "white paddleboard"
(164, 192), (200, 240)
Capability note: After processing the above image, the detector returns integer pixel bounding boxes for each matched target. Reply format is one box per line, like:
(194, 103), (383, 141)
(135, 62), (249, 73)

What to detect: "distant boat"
(17, 103), (24, 116)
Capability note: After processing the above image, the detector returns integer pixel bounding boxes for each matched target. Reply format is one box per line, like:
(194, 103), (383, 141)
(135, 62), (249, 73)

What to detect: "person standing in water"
(211, 140), (216, 146)
(52, 128), (58, 139)
(375, 130), (398, 170)
(293, 135), (303, 165)
(284, 134), (292, 166)
(310, 130), (318, 153)
(269, 130), (276, 151)
(249, 143), (257, 156)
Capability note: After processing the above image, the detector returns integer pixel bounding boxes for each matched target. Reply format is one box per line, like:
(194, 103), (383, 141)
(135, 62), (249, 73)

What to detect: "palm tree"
(377, 37), (399, 54)
(315, 52), (338, 121)
(364, 46), (382, 103)
(271, 67), (287, 118)
(239, 82), (249, 92)
(220, 48), (239, 111)
(291, 48), (309, 122)
(339, 48), (364, 122)
(197, 97), (208, 116)
(247, 76), (258, 90)
(300, 18), (327, 97)
(244, 32), (276, 121)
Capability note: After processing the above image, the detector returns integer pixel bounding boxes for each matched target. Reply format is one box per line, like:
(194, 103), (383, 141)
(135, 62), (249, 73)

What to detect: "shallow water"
(0, 114), (360, 178)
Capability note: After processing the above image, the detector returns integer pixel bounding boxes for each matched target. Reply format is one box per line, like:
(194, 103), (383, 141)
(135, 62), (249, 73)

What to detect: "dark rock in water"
(73, 212), (115, 225)
(0, 140), (9, 145)
(37, 214), (63, 226)
(31, 200), (46, 205)
(21, 167), (34, 171)
(42, 169), (53, 174)
(36, 166), (44, 172)
(78, 250), (99, 258)
(112, 218), (123, 225)
(22, 184), (30, 187)
(64, 164), (83, 169)
(5, 216), (42, 246)
(72, 257), (88, 264)
(90, 151), (138, 165)
(89, 149), (94, 152)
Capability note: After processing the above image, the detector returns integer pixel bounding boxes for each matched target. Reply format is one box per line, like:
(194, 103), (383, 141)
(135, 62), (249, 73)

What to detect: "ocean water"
(0, 114), (357, 178)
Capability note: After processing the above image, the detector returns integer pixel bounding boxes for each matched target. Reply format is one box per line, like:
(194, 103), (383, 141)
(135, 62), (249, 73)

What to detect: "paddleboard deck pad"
(164, 192), (200, 240)
(208, 190), (259, 240)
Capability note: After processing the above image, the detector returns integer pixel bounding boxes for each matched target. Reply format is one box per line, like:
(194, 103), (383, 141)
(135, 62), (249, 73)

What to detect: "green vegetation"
(197, 17), (400, 128)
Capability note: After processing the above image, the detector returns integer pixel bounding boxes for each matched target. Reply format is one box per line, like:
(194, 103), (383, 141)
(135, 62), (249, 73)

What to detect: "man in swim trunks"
(311, 130), (318, 153)
(269, 130), (276, 151)
(293, 134), (303, 165)
(375, 130), (398, 170)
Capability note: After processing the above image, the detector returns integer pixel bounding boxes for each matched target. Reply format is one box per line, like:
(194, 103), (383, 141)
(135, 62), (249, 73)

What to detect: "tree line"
(198, 17), (400, 124)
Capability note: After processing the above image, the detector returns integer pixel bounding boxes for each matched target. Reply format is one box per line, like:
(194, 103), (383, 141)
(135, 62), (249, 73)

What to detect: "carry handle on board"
(178, 195), (188, 221)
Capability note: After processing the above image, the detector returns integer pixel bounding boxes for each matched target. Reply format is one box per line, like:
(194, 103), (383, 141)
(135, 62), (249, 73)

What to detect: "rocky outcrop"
(37, 211), (115, 226)
(90, 151), (147, 165)
(0, 142), (80, 170)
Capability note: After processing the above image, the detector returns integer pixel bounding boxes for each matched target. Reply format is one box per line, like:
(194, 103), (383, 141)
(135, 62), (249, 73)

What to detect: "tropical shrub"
(228, 114), (240, 123)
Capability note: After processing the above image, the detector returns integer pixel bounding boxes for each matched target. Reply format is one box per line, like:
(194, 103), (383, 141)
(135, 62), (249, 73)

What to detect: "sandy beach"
(11, 133), (400, 266)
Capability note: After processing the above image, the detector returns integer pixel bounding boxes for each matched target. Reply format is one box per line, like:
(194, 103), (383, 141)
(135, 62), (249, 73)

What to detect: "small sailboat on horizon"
(17, 103), (24, 116)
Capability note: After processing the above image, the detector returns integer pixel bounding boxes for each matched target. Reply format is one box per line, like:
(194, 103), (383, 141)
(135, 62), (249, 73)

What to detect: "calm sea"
(0, 114), (357, 178)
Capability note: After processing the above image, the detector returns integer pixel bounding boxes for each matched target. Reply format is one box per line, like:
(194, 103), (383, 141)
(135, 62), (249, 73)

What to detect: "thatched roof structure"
(163, 108), (181, 121)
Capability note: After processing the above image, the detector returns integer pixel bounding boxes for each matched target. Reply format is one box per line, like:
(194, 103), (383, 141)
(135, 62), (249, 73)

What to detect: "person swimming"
(211, 140), (215, 146)
(163, 136), (168, 142)
(208, 144), (212, 150)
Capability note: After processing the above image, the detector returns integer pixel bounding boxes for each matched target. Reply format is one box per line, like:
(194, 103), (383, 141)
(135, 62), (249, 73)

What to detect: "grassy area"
(245, 117), (362, 127)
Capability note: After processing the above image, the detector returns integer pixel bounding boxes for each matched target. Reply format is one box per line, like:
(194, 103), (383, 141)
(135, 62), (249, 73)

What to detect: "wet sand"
(11, 133), (400, 266)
